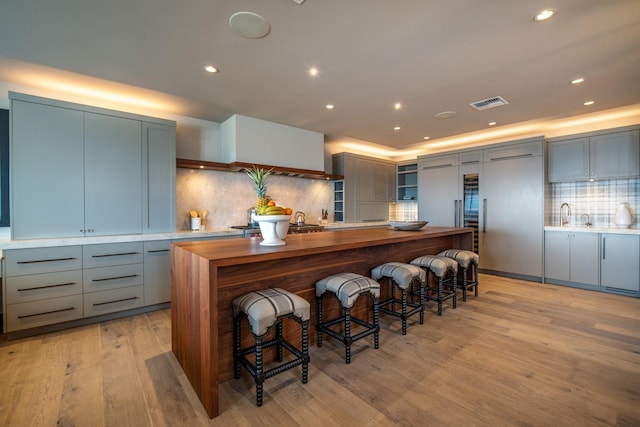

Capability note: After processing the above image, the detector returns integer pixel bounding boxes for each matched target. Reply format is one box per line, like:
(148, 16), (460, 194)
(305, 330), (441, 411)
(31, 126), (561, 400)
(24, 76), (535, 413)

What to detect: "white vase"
(614, 202), (632, 228)
(252, 214), (291, 246)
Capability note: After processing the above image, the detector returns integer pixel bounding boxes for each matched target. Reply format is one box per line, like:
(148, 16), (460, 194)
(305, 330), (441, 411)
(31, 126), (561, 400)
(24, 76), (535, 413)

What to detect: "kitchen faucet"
(581, 213), (592, 227)
(294, 211), (306, 225)
(560, 203), (571, 226)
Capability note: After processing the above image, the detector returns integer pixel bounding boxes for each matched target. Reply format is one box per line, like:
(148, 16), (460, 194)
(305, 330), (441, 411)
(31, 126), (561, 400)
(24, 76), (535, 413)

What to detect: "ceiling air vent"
(470, 96), (509, 111)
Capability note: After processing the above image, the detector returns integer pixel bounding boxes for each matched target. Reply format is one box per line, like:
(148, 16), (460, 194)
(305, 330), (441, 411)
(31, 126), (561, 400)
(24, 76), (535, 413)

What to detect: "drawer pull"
(489, 153), (533, 161)
(91, 252), (139, 258)
(16, 257), (77, 264)
(92, 274), (139, 282)
(92, 296), (138, 306)
(17, 282), (78, 292)
(17, 307), (75, 319)
(147, 249), (170, 253)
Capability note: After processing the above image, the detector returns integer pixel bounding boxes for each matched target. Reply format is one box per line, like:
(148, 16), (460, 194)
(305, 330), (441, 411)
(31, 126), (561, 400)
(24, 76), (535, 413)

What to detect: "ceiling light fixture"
(571, 77), (585, 85)
(394, 102), (402, 110)
(325, 104), (334, 109)
(423, 136), (430, 140)
(488, 122), (497, 126)
(229, 11), (270, 39)
(309, 67), (318, 76)
(204, 65), (219, 73)
(534, 9), (556, 22)
(394, 126), (401, 131)
(584, 100), (595, 106)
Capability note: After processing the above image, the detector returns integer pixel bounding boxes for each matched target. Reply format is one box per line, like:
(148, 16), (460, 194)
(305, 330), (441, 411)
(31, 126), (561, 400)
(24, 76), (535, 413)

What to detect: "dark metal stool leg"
(255, 336), (264, 407)
(302, 320), (309, 384)
(234, 315), (241, 379)
(317, 295), (323, 347)
(373, 297), (380, 349)
(344, 307), (352, 363)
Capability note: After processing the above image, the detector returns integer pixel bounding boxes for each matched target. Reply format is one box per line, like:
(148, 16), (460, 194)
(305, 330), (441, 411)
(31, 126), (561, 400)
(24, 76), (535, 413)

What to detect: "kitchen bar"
(170, 226), (473, 418)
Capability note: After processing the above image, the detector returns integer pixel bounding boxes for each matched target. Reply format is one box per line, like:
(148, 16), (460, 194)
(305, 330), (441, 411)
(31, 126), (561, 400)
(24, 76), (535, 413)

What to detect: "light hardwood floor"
(1, 274), (639, 426)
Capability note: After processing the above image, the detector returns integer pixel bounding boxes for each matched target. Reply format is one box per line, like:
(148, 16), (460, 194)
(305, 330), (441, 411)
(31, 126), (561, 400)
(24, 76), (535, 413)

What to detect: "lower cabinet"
(600, 234), (640, 293)
(544, 231), (599, 286)
(2, 240), (172, 334)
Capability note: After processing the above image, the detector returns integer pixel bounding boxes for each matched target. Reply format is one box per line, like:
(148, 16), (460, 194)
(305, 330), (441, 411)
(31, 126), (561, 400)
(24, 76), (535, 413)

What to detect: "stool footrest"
(319, 315), (378, 344)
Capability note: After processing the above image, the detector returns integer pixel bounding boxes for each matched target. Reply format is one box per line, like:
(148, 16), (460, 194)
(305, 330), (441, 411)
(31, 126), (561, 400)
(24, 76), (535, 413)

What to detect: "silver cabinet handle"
(482, 199), (487, 233)
(602, 237), (606, 260)
(18, 307), (75, 319)
(454, 200), (458, 227)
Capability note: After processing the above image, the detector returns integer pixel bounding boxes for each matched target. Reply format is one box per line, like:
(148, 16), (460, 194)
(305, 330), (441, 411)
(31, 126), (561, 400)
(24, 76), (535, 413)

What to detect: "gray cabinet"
(84, 112), (142, 236)
(10, 92), (176, 240)
(417, 154), (459, 226)
(397, 162), (417, 201)
(548, 129), (640, 182)
(481, 147), (543, 279)
(600, 234), (640, 293)
(333, 153), (395, 222)
(544, 231), (599, 286)
(143, 123), (176, 233)
(143, 240), (171, 305)
(11, 100), (85, 239)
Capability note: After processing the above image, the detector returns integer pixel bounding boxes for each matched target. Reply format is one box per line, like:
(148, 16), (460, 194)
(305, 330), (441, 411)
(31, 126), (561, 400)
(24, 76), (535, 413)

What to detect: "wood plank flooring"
(1, 274), (639, 426)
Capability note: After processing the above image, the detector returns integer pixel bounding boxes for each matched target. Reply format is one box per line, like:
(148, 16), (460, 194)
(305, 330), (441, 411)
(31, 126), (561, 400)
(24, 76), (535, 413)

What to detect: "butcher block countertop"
(170, 226), (473, 418)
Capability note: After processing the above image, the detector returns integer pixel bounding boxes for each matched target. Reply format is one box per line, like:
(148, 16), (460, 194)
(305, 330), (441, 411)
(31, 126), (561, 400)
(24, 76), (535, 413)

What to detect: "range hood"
(176, 114), (342, 179)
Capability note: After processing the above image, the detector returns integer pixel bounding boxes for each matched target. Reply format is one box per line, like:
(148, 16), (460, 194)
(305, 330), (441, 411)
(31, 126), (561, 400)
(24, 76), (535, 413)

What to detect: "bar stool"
(410, 255), (458, 316)
(316, 273), (380, 364)
(438, 249), (479, 301)
(371, 262), (426, 335)
(232, 288), (310, 407)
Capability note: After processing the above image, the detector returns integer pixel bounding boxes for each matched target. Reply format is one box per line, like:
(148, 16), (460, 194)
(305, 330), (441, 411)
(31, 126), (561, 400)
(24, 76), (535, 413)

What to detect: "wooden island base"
(171, 226), (473, 418)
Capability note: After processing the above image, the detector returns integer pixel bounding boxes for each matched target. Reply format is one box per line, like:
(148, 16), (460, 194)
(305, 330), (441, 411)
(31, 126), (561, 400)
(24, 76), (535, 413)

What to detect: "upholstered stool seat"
(316, 273), (381, 363)
(410, 255), (458, 315)
(371, 262), (426, 335)
(438, 249), (479, 301)
(233, 288), (310, 406)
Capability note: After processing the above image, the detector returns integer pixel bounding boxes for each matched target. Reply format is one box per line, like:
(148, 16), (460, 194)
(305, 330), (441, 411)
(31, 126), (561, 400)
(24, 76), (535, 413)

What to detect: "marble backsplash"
(550, 178), (639, 228)
(176, 169), (334, 230)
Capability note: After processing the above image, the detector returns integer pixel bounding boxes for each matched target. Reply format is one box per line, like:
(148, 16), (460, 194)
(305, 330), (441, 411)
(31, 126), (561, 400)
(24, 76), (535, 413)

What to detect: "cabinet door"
(356, 158), (374, 202)
(418, 164), (458, 226)
(570, 233), (599, 286)
(600, 234), (640, 291)
(481, 155), (543, 278)
(590, 130), (640, 179)
(144, 240), (171, 305)
(11, 101), (85, 239)
(143, 123), (176, 233)
(372, 162), (394, 201)
(544, 232), (570, 281)
(547, 137), (590, 182)
(84, 113), (142, 235)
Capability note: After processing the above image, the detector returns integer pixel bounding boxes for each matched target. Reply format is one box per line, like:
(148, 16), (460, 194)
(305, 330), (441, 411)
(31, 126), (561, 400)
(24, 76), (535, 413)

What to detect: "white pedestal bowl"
(252, 214), (291, 246)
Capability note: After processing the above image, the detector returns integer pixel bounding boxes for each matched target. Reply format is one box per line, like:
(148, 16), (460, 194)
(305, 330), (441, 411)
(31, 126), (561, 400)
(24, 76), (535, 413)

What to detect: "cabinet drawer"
(484, 140), (542, 162)
(6, 270), (83, 304)
(83, 285), (144, 317)
(5, 246), (82, 277)
(83, 263), (143, 293)
(82, 242), (143, 268)
(6, 294), (83, 332)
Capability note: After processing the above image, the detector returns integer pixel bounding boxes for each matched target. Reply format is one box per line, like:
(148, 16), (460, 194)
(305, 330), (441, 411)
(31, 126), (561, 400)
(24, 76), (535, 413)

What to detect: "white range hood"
(220, 114), (324, 172)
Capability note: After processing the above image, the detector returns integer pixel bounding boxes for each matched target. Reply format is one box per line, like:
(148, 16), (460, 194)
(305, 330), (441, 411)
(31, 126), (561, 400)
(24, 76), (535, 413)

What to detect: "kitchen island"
(171, 226), (473, 418)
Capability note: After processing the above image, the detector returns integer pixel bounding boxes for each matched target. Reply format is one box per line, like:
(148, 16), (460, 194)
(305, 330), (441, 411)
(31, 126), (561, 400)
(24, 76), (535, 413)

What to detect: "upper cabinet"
(333, 153), (395, 222)
(10, 93), (176, 240)
(547, 128), (640, 182)
(396, 162), (417, 201)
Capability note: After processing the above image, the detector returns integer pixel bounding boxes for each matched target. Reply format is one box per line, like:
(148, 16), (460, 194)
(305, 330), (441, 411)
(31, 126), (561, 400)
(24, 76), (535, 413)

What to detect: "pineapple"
(245, 166), (273, 214)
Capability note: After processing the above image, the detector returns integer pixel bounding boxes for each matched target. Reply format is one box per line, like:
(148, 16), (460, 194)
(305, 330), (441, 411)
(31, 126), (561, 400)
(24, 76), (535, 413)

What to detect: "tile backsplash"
(550, 178), (639, 228)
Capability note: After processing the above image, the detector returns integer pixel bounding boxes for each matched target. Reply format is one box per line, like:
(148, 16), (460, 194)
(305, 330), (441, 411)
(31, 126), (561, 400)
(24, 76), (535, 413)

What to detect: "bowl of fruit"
(246, 166), (294, 246)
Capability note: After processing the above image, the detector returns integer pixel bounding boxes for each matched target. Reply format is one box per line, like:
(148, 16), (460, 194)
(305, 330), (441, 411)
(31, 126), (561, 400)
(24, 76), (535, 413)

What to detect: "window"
(0, 109), (9, 226)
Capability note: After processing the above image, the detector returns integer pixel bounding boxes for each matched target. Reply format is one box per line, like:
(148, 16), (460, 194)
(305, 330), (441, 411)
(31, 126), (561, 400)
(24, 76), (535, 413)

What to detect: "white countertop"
(544, 226), (640, 235)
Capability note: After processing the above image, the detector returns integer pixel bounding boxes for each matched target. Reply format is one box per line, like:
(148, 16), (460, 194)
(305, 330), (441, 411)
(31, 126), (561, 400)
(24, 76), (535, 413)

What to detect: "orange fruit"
(284, 207), (292, 215)
(267, 200), (276, 207)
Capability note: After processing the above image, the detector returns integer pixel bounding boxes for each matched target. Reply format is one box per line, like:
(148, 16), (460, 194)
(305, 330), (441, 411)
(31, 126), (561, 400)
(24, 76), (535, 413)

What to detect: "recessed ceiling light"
(435, 111), (456, 119)
(423, 136), (430, 140)
(571, 77), (585, 85)
(309, 67), (318, 76)
(228, 11), (270, 39)
(394, 126), (401, 131)
(394, 102), (402, 110)
(325, 104), (334, 109)
(488, 122), (497, 126)
(204, 65), (219, 73)
(584, 100), (595, 106)
(534, 9), (556, 22)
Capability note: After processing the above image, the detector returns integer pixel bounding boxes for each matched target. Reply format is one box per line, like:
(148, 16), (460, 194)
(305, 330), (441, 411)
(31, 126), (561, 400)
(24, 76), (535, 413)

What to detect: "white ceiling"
(1, 0), (639, 153)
